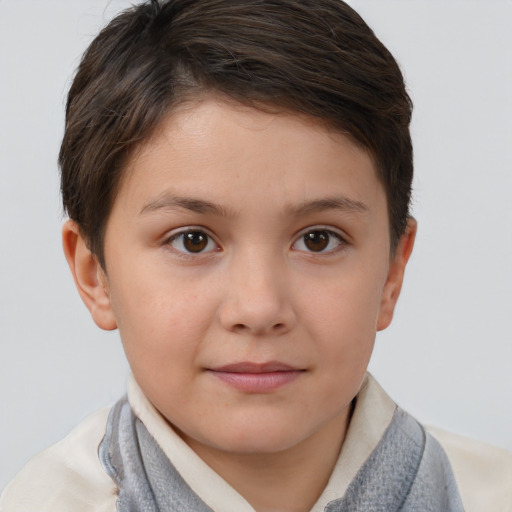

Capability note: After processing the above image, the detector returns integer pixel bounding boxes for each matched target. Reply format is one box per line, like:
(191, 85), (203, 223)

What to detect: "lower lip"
(209, 370), (303, 393)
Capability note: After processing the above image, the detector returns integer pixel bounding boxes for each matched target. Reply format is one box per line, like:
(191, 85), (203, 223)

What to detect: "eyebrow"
(290, 196), (369, 216)
(140, 194), (236, 217)
(140, 193), (369, 217)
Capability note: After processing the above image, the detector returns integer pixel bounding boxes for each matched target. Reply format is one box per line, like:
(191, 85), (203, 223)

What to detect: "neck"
(181, 406), (352, 512)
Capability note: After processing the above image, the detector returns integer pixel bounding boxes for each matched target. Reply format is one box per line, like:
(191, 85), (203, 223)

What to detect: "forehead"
(115, 97), (385, 220)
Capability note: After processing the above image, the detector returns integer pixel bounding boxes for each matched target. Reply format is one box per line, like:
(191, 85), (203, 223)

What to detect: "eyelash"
(163, 227), (348, 257)
(292, 228), (347, 255)
(165, 228), (219, 257)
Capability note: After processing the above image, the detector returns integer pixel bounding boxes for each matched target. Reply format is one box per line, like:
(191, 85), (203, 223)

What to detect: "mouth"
(206, 361), (305, 393)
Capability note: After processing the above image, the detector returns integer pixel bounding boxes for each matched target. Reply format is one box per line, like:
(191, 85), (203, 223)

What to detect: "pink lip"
(207, 362), (304, 393)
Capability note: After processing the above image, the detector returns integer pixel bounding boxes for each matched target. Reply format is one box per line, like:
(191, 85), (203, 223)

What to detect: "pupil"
(184, 232), (207, 252)
(304, 231), (329, 252)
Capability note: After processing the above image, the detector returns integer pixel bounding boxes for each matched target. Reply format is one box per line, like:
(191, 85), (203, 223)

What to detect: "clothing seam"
(397, 418), (427, 510)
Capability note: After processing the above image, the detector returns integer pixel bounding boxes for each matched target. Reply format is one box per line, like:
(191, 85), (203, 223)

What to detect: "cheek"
(108, 266), (219, 372)
(298, 267), (386, 372)
(302, 270), (385, 335)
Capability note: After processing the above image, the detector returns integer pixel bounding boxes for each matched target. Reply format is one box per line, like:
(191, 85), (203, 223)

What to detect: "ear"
(62, 220), (117, 331)
(376, 218), (417, 331)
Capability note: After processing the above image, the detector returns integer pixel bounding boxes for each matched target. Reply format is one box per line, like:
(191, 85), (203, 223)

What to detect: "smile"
(207, 362), (305, 393)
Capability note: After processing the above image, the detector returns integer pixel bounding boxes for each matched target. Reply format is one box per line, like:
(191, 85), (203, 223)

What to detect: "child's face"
(69, 97), (413, 457)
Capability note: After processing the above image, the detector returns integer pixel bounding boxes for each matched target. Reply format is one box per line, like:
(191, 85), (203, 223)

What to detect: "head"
(60, 0), (413, 267)
(61, 0), (415, 464)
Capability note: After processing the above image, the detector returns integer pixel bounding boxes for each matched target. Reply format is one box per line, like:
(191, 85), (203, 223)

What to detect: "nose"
(218, 251), (297, 336)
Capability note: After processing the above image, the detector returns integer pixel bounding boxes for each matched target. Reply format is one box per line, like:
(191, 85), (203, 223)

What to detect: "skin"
(63, 97), (415, 512)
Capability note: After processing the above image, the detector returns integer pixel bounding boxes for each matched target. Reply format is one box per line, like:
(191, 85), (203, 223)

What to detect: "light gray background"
(1, 0), (511, 491)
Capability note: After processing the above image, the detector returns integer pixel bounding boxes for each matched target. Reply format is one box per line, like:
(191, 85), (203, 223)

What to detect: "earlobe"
(62, 220), (117, 331)
(376, 218), (417, 331)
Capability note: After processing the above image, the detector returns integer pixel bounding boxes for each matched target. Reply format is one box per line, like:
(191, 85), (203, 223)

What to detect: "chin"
(213, 437), (302, 456)
(204, 421), (314, 455)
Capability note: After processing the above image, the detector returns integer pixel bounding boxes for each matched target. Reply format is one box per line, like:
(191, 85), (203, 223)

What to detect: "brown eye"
(293, 229), (344, 254)
(169, 230), (217, 254)
(303, 231), (330, 252)
(183, 231), (208, 252)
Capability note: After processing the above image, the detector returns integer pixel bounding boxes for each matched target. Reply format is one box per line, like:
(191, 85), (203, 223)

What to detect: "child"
(1, 1), (511, 511)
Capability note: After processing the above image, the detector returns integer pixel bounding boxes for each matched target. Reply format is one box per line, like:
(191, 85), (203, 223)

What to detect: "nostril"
(231, 322), (285, 333)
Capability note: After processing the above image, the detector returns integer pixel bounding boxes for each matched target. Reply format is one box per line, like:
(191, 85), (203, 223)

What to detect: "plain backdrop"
(1, 0), (511, 491)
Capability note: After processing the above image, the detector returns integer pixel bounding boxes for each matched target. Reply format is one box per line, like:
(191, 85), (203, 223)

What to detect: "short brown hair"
(60, 0), (413, 267)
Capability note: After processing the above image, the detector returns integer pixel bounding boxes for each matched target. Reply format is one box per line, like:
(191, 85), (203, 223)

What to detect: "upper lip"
(209, 362), (301, 373)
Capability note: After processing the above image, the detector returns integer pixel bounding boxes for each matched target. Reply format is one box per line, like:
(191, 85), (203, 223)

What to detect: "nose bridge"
(219, 242), (295, 335)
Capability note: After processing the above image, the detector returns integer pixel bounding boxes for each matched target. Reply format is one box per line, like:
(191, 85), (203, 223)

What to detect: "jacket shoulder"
(0, 407), (117, 512)
(428, 426), (512, 512)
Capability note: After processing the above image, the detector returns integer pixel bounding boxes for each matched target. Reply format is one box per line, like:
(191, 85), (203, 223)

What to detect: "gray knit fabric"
(99, 398), (464, 511)
(325, 409), (465, 511)
(98, 399), (213, 512)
